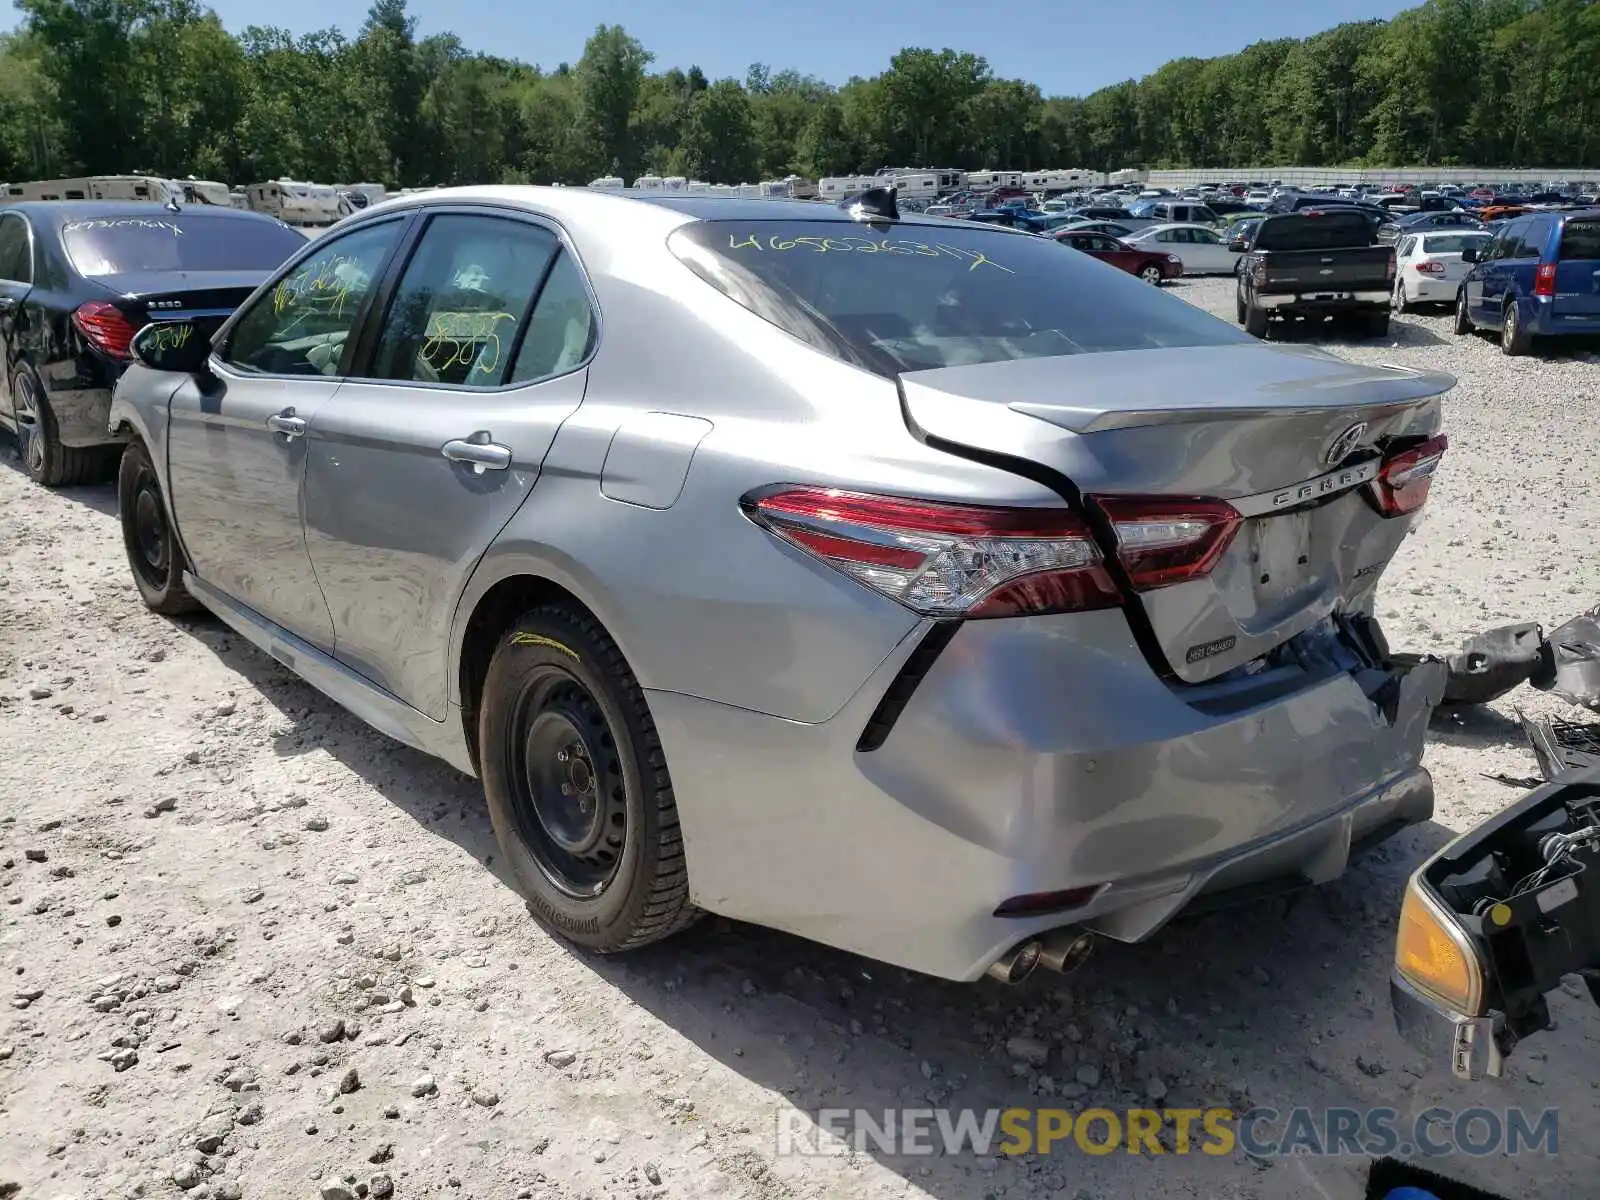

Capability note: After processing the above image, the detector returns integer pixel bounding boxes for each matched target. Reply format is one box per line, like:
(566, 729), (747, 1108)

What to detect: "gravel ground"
(2, 276), (1598, 1200)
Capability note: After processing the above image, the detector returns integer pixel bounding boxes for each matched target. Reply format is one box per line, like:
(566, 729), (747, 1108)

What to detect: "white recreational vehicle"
(167, 177), (232, 206)
(631, 175), (665, 192)
(1, 174), (176, 204)
(965, 169), (1025, 192)
(245, 179), (341, 225)
(737, 182), (764, 198)
(662, 176), (688, 193)
(588, 176), (625, 190)
(817, 175), (876, 202)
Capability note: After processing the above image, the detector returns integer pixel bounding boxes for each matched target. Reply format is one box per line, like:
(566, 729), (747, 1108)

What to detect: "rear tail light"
(1385, 250), (1397, 281)
(72, 301), (137, 361)
(1534, 262), (1557, 298)
(1372, 434), (1448, 517)
(746, 487), (1121, 618)
(1415, 260), (1446, 275)
(1091, 496), (1242, 590)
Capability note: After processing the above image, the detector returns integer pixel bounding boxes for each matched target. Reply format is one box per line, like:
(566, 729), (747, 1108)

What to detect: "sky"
(2, 0), (1416, 96)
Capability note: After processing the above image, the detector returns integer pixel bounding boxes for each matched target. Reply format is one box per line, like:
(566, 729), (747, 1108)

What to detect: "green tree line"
(2, 0), (1598, 189)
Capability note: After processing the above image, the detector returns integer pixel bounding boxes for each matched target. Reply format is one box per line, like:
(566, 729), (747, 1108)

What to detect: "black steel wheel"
(507, 670), (628, 897)
(117, 441), (198, 614)
(480, 604), (697, 952)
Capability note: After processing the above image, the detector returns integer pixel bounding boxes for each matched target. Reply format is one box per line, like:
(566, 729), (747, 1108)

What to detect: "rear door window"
(0, 214), (30, 282)
(62, 214), (306, 276)
(1557, 220), (1600, 261)
(668, 219), (1248, 377)
(367, 213), (559, 388)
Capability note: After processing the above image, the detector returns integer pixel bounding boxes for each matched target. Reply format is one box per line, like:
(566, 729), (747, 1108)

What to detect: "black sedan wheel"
(9, 366), (102, 487)
(480, 605), (697, 953)
(118, 441), (198, 614)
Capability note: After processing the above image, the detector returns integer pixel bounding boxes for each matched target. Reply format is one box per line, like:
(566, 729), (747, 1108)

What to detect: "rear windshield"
(668, 220), (1248, 376)
(1255, 214), (1373, 251)
(1558, 219), (1600, 261)
(1422, 233), (1492, 254)
(62, 214), (305, 277)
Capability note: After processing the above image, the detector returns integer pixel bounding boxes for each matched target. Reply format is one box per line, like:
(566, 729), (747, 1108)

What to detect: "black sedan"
(0, 201), (306, 486)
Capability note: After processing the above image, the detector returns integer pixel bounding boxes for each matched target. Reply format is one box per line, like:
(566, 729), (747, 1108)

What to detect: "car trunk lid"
(900, 341), (1453, 682)
(87, 269), (269, 324)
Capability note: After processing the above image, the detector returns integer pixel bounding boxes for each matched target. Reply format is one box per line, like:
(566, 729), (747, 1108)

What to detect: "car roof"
(361, 185), (989, 231)
(0, 200), (285, 231)
(1136, 222), (1216, 233)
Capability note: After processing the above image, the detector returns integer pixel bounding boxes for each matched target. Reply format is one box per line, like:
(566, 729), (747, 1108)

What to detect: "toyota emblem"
(1323, 421), (1369, 466)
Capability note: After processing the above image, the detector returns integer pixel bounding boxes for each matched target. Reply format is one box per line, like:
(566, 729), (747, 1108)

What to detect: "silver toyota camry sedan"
(107, 186), (1453, 983)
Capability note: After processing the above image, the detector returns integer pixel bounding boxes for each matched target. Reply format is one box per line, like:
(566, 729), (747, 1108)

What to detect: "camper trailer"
(632, 175), (665, 192)
(888, 171), (943, 202)
(588, 176), (625, 190)
(245, 179), (341, 225)
(662, 176), (688, 193)
(168, 177), (232, 206)
(737, 182), (764, 198)
(1, 175), (175, 204)
(817, 175), (876, 202)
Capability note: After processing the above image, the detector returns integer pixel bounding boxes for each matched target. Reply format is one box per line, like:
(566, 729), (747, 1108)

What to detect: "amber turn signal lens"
(1395, 879), (1483, 1015)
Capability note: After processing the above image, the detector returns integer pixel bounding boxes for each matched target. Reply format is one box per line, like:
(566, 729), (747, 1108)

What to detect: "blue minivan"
(1454, 207), (1600, 354)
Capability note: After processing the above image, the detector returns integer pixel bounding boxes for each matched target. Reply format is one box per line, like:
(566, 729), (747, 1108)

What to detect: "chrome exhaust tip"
(985, 938), (1044, 984)
(1037, 929), (1096, 975)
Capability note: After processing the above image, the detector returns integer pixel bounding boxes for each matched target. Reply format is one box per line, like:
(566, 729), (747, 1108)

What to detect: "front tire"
(118, 441), (198, 615)
(10, 366), (102, 488)
(479, 605), (697, 954)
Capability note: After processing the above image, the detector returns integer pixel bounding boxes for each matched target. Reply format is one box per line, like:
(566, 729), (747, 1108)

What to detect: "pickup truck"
(1234, 210), (1397, 338)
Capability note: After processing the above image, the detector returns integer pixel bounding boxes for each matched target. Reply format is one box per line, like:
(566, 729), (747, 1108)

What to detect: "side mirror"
(130, 321), (211, 374)
(1460, 246), (1479, 263)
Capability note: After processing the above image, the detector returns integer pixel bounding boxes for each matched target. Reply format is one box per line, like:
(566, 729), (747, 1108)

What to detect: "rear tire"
(1365, 310), (1391, 338)
(10, 366), (102, 488)
(1392, 282), (1412, 314)
(1453, 289), (1474, 335)
(118, 441), (199, 615)
(1500, 301), (1531, 356)
(479, 604), (698, 954)
(1139, 264), (1163, 285)
(1243, 303), (1269, 338)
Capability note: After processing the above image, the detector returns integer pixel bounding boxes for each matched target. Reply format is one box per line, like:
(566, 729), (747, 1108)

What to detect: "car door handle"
(266, 411), (307, 438)
(442, 436), (511, 472)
